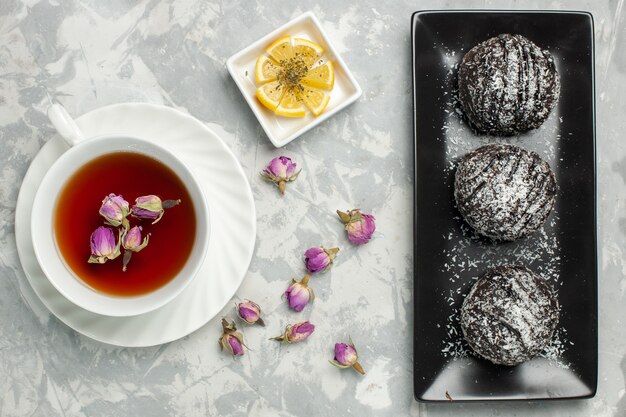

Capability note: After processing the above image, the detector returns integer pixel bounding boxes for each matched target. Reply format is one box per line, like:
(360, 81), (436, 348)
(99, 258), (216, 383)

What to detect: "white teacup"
(31, 104), (210, 317)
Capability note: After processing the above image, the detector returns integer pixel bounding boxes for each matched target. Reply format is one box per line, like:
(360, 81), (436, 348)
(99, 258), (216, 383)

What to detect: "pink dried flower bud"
(99, 193), (129, 227)
(337, 209), (376, 245)
(304, 246), (339, 273)
(226, 334), (244, 356)
(237, 299), (265, 326)
(122, 226), (149, 252)
(334, 343), (358, 366)
(121, 226), (150, 272)
(218, 318), (246, 358)
(132, 195), (180, 224)
(329, 338), (365, 375)
(271, 321), (315, 343)
(260, 156), (301, 195)
(283, 274), (314, 312)
(88, 226), (122, 264)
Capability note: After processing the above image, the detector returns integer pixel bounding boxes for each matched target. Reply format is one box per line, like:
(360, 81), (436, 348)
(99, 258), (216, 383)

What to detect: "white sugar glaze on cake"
(454, 143), (557, 241)
(458, 34), (560, 136)
(460, 265), (560, 366)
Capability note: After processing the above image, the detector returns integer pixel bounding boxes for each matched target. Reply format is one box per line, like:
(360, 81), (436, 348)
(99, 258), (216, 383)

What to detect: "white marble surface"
(0, 0), (624, 416)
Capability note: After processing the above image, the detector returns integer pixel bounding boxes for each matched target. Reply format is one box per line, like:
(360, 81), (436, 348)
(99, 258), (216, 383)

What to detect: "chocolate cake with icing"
(454, 143), (556, 241)
(458, 34), (560, 136)
(461, 265), (559, 366)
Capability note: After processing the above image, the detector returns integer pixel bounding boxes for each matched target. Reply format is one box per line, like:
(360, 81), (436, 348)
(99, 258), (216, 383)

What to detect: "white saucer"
(15, 103), (256, 347)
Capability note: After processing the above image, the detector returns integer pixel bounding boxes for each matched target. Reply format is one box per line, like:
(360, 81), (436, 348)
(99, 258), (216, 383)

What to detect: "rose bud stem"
(352, 362), (365, 375)
(336, 210), (351, 223)
(122, 251), (132, 272)
(162, 199), (181, 209)
(301, 274), (310, 285)
(327, 247), (339, 256)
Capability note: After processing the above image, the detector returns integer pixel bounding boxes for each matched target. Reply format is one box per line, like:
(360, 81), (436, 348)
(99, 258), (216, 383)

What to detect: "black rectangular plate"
(412, 10), (597, 402)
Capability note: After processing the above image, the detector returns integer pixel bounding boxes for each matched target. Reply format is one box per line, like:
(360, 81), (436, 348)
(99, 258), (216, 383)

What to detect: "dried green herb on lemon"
(255, 36), (334, 118)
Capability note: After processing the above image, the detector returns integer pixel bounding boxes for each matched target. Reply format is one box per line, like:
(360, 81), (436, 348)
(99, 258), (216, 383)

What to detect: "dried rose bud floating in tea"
(132, 195), (181, 224)
(89, 193), (155, 272)
(121, 225), (150, 272)
(87, 193), (179, 272)
(54, 152), (196, 296)
(88, 226), (122, 264)
(99, 193), (130, 228)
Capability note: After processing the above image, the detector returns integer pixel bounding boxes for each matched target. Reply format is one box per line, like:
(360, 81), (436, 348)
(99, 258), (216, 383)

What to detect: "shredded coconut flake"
(434, 41), (571, 368)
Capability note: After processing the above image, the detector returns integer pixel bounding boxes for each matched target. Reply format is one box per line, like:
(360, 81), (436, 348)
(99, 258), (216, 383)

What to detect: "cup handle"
(47, 103), (85, 147)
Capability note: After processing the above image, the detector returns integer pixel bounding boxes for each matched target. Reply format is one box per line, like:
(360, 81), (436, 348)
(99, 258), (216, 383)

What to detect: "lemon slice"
(255, 55), (281, 84)
(256, 81), (285, 111)
(275, 88), (307, 118)
(266, 36), (293, 63)
(255, 36), (334, 118)
(301, 61), (334, 90)
(292, 38), (324, 67)
(298, 85), (330, 116)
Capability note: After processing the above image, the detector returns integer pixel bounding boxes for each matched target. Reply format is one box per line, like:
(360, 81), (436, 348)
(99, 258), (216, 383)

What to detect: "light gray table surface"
(1, 0), (624, 416)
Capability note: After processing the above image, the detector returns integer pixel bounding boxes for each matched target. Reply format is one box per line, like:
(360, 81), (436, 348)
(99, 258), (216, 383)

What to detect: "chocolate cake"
(458, 34), (560, 136)
(460, 265), (559, 366)
(454, 143), (556, 241)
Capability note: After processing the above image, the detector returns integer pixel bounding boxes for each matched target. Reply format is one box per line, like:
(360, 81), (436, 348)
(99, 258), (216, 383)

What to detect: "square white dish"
(226, 11), (362, 148)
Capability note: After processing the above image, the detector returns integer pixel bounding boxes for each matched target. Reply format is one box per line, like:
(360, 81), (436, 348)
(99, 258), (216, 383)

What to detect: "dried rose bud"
(224, 334), (244, 356)
(121, 226), (150, 272)
(329, 338), (365, 375)
(99, 193), (129, 227)
(237, 299), (265, 326)
(122, 226), (149, 252)
(88, 226), (122, 264)
(131, 195), (180, 224)
(260, 156), (301, 195)
(271, 321), (315, 343)
(283, 274), (314, 312)
(218, 318), (246, 358)
(337, 209), (376, 245)
(304, 246), (339, 273)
